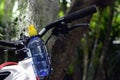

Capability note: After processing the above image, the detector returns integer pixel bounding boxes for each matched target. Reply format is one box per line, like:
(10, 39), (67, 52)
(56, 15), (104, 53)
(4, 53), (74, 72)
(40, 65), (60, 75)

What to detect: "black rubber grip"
(45, 5), (97, 30)
(63, 5), (97, 23)
(0, 40), (16, 47)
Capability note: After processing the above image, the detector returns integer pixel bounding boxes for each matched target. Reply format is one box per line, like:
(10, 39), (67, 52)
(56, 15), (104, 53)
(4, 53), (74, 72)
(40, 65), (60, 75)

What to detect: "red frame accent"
(0, 62), (18, 69)
(36, 77), (40, 80)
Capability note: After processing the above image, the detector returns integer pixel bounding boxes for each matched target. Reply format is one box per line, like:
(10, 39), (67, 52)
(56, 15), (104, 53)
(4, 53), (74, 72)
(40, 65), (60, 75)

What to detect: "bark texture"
(49, 0), (96, 80)
(14, 0), (60, 38)
(49, 0), (114, 80)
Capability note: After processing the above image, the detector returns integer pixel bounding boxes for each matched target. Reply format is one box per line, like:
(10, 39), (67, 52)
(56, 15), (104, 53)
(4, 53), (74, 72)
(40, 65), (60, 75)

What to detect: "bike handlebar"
(0, 40), (24, 48)
(64, 5), (97, 23)
(39, 5), (97, 37)
(0, 5), (97, 47)
(0, 40), (16, 47)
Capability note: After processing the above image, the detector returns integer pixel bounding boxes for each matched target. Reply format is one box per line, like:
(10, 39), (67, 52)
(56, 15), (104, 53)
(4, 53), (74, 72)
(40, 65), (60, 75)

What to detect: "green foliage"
(0, 0), (5, 39)
(59, 0), (71, 17)
(58, 10), (65, 17)
(67, 63), (74, 74)
(0, 0), (19, 63)
(79, 0), (120, 79)
(0, 0), (5, 18)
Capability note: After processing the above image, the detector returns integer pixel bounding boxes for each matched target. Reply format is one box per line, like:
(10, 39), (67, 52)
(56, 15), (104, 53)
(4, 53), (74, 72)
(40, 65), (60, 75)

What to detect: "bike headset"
(0, 5), (97, 80)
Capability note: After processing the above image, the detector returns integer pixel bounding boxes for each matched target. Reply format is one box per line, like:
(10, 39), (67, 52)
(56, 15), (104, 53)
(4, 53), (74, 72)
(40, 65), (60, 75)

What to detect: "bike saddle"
(0, 71), (11, 80)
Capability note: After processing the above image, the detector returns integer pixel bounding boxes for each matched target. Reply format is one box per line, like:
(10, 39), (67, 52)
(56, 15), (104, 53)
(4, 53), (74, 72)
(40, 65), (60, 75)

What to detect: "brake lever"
(51, 23), (89, 36)
(68, 23), (89, 31)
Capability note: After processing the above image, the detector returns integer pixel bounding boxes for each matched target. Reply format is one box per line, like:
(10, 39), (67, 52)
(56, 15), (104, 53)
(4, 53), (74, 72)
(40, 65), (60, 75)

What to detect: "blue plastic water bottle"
(27, 36), (51, 79)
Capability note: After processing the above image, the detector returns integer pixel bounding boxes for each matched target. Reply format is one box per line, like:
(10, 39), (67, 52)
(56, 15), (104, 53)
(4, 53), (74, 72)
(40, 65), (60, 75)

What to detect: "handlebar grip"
(48, 5), (97, 29)
(39, 5), (97, 37)
(0, 40), (16, 47)
(63, 5), (97, 23)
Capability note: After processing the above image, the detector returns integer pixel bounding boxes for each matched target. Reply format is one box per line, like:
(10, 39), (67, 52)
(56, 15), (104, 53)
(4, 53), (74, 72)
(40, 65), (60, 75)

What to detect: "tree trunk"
(49, 0), (97, 80)
(14, 0), (60, 38)
(97, 4), (115, 80)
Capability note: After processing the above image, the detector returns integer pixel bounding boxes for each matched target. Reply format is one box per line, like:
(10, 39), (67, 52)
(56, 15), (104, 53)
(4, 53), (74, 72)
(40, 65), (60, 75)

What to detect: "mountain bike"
(0, 5), (97, 80)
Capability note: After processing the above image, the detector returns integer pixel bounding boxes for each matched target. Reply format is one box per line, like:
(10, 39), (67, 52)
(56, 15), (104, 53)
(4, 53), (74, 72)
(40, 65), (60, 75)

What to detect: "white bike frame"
(0, 58), (38, 80)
